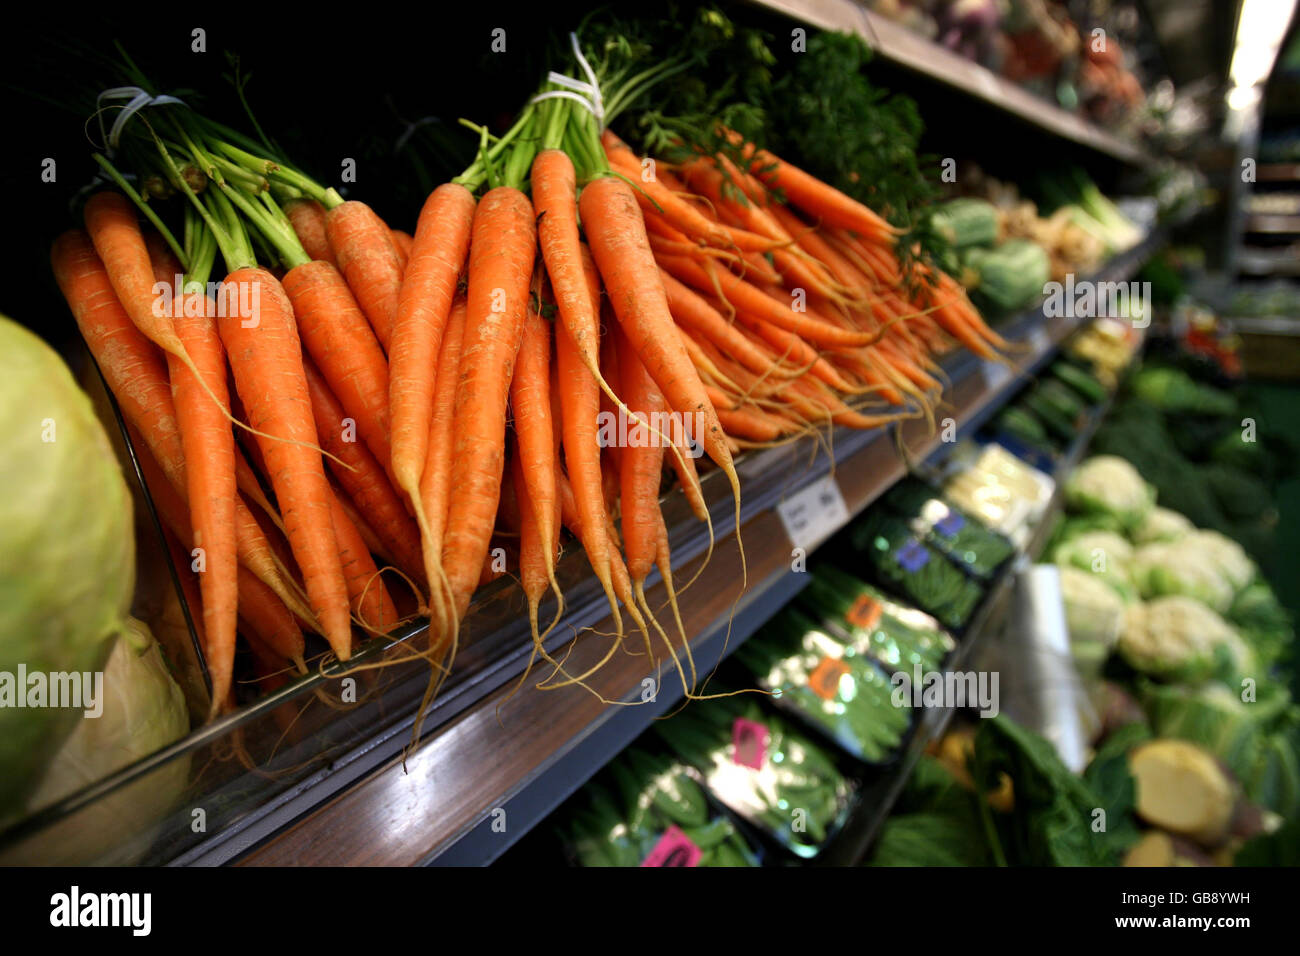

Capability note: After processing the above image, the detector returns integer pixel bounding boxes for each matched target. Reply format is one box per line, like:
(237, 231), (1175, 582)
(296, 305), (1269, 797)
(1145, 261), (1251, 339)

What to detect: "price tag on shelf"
(641, 826), (702, 867)
(895, 539), (931, 573)
(731, 717), (769, 770)
(981, 360), (1013, 391)
(776, 474), (849, 552)
(808, 656), (851, 701)
(846, 594), (883, 632)
(1027, 323), (1051, 354)
(934, 512), (966, 538)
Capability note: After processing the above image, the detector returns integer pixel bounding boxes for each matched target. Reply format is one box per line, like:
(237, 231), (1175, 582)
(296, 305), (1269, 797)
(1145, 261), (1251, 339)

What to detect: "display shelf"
(749, 0), (1153, 167)
(817, 387), (1122, 866)
(227, 233), (1161, 867)
(1257, 163), (1300, 183)
(1237, 245), (1300, 276)
(1228, 316), (1300, 335)
(1245, 213), (1300, 234)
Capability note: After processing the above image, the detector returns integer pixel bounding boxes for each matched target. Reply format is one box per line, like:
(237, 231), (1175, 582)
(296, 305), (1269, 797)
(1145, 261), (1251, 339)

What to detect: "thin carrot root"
(634, 581), (695, 701)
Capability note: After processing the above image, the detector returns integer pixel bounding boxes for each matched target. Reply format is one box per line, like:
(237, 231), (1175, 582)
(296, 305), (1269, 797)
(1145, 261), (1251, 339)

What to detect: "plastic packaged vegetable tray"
(654, 693), (854, 859)
(734, 607), (915, 766)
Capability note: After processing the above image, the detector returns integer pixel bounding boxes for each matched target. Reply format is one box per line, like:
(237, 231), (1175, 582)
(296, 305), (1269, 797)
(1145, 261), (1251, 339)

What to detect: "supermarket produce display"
(1, 0), (1297, 876)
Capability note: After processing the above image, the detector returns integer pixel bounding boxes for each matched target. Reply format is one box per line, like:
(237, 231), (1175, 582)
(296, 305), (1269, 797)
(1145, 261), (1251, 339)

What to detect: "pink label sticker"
(641, 825), (702, 867)
(732, 717), (769, 770)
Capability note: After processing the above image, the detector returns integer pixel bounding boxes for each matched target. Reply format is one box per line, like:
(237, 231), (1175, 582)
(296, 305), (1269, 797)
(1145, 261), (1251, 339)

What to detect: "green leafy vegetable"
(0, 316), (135, 817)
(974, 716), (1136, 866)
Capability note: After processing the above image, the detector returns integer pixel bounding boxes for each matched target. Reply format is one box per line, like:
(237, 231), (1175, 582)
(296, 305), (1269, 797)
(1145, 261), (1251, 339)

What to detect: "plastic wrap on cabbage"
(801, 565), (955, 673)
(734, 607), (913, 763)
(561, 748), (760, 867)
(654, 694), (852, 858)
(0, 317), (135, 816)
(6, 618), (190, 864)
(1064, 455), (1155, 530)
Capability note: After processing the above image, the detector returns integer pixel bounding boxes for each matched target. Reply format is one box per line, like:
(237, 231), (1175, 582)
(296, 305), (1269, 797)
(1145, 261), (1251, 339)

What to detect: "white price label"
(982, 360), (1013, 391)
(1027, 324), (1051, 354)
(776, 475), (849, 552)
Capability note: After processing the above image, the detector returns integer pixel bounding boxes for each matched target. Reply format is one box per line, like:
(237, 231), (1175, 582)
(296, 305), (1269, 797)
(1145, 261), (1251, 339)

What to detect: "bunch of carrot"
(598, 128), (1012, 446)
(53, 96), (427, 720)
(380, 71), (745, 705)
(52, 33), (1010, 725)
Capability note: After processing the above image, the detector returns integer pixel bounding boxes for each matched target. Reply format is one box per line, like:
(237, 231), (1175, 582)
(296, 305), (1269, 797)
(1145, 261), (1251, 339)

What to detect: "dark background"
(1, 5), (604, 355)
(1, 2), (1145, 359)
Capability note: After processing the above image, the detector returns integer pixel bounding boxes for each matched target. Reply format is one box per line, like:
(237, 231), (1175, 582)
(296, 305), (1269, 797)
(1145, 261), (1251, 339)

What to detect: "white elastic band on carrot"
(96, 86), (188, 153)
(528, 32), (606, 131)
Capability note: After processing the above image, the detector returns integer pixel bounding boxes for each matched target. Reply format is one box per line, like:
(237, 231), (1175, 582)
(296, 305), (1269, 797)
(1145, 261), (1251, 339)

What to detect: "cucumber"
(1037, 379), (1086, 419)
(1050, 360), (1107, 404)
(995, 405), (1049, 444)
(1022, 390), (1077, 441)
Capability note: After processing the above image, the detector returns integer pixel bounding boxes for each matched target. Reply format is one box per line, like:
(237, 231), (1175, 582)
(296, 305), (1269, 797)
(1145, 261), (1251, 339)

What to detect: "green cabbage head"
(0, 316), (134, 815)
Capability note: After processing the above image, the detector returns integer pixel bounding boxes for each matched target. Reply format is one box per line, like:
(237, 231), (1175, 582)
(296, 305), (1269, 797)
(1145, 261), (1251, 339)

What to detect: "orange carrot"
(53, 229), (179, 482)
(417, 294), (467, 582)
(301, 357), (425, 587)
(135, 426), (306, 666)
(511, 446), (552, 641)
(555, 255), (622, 631)
(237, 566), (306, 663)
(613, 323), (667, 585)
(389, 183), (476, 627)
(557, 467), (582, 538)
(83, 192), (187, 359)
(233, 445), (280, 528)
(218, 266), (353, 659)
(281, 260), (393, 475)
(285, 198), (336, 267)
(656, 251), (879, 349)
(600, 326), (624, 520)
(326, 200), (404, 352)
(728, 134), (900, 240)
(390, 229), (413, 270)
(327, 486), (399, 634)
(714, 404), (787, 442)
(333, 483), (390, 563)
(579, 177), (732, 482)
(581, 175), (744, 590)
(509, 271), (562, 608)
(532, 151), (616, 399)
(659, 269), (795, 379)
(441, 187), (536, 620)
(155, 275), (239, 718)
(53, 230), (306, 622)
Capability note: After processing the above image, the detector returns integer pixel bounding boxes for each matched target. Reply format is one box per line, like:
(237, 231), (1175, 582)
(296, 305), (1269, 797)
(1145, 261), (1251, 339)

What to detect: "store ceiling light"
(1227, 0), (1297, 92)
